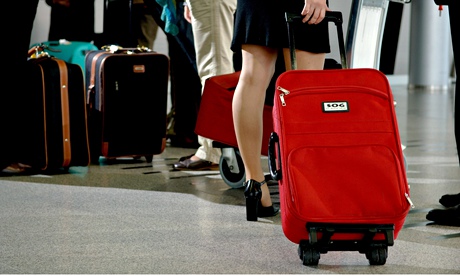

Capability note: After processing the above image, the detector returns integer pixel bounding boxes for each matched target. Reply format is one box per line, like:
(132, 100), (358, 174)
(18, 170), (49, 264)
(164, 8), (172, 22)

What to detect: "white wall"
(31, 0), (413, 75)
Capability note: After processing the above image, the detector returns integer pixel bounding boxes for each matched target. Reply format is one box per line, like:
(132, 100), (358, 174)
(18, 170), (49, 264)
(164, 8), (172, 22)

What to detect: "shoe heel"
(244, 179), (262, 222)
(245, 196), (259, 221)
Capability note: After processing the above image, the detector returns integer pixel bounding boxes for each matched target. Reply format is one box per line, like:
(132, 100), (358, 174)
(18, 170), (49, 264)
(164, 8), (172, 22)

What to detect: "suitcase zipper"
(277, 85), (390, 107)
(405, 193), (415, 208)
(277, 86), (290, 106)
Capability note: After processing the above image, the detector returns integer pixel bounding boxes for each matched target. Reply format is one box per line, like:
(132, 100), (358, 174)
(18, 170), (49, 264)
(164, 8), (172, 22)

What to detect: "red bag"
(267, 11), (412, 266)
(195, 71), (274, 156)
(269, 68), (412, 265)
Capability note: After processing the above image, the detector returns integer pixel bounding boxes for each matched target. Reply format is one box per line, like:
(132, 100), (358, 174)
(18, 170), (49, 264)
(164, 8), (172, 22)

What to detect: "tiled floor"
(0, 79), (459, 274)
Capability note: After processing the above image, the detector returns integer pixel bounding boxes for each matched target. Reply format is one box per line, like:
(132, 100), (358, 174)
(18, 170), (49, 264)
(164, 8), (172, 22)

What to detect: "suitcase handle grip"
(268, 132), (282, 181)
(285, 11), (348, 69)
(285, 11), (343, 26)
(101, 45), (153, 54)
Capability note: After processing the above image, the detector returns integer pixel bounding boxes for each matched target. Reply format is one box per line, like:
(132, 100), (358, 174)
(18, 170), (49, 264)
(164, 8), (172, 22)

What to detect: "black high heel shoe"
(244, 179), (279, 221)
(257, 201), (279, 218)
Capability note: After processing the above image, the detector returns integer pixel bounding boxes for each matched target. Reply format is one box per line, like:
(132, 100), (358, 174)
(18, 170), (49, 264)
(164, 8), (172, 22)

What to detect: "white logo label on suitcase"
(322, 101), (349, 112)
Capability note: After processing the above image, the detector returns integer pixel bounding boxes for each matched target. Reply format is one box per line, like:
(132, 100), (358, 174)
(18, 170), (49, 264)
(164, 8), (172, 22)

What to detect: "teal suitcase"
(30, 40), (99, 72)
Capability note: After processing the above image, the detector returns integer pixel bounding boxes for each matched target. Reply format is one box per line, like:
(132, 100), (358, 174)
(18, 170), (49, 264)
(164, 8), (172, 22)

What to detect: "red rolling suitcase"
(194, 71), (274, 156)
(85, 46), (169, 163)
(268, 11), (412, 266)
(194, 54), (287, 188)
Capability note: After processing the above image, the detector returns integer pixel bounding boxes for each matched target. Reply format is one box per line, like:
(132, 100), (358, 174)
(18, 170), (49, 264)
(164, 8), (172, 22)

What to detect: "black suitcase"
(23, 48), (91, 171)
(85, 47), (169, 163)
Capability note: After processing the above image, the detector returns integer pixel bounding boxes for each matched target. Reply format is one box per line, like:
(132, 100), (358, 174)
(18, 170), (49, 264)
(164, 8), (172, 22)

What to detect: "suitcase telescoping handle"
(269, 11), (348, 181)
(285, 11), (348, 69)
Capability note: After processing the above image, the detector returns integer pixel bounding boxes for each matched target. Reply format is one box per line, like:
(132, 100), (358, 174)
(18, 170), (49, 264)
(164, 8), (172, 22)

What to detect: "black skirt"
(231, 0), (330, 53)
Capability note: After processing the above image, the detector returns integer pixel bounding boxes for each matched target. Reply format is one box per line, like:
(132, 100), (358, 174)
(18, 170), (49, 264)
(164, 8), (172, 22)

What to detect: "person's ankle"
(261, 199), (273, 207)
(260, 189), (273, 207)
(189, 155), (201, 161)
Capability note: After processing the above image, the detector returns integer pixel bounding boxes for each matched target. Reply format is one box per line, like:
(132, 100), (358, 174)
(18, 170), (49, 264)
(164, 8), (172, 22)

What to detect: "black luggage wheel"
(212, 141), (275, 189)
(298, 223), (394, 266)
(212, 141), (246, 189)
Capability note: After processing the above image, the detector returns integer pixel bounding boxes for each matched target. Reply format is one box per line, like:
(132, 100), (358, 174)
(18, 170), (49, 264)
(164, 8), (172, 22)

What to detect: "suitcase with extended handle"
(268, 11), (412, 266)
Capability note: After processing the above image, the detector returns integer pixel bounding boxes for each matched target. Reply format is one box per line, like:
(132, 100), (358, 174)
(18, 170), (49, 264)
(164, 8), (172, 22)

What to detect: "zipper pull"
(277, 86), (290, 106)
(280, 94), (286, 106)
(405, 193), (415, 209)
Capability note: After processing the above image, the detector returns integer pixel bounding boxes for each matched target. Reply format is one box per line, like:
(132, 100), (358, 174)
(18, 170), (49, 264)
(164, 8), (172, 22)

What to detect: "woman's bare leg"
(233, 45), (278, 207)
(283, 48), (326, 70)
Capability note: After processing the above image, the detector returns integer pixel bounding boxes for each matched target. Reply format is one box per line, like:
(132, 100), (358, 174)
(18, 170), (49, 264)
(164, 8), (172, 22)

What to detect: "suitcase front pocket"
(287, 145), (406, 223)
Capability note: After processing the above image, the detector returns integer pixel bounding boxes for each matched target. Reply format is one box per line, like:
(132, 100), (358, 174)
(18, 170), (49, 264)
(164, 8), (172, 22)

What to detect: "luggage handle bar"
(285, 11), (348, 70)
(285, 11), (343, 24)
(391, 0), (411, 3)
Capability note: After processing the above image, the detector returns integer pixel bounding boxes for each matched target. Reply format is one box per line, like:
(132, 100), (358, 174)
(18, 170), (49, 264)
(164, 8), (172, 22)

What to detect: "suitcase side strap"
(36, 63), (49, 171)
(87, 52), (106, 110)
(55, 59), (72, 168)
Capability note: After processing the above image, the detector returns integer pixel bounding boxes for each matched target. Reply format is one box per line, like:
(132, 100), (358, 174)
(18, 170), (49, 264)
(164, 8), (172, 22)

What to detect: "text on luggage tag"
(133, 65), (146, 73)
(322, 101), (349, 112)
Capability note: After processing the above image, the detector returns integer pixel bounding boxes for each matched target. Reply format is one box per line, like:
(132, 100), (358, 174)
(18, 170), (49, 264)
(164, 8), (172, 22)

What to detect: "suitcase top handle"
(28, 43), (62, 59)
(28, 45), (52, 59)
(101, 45), (153, 54)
